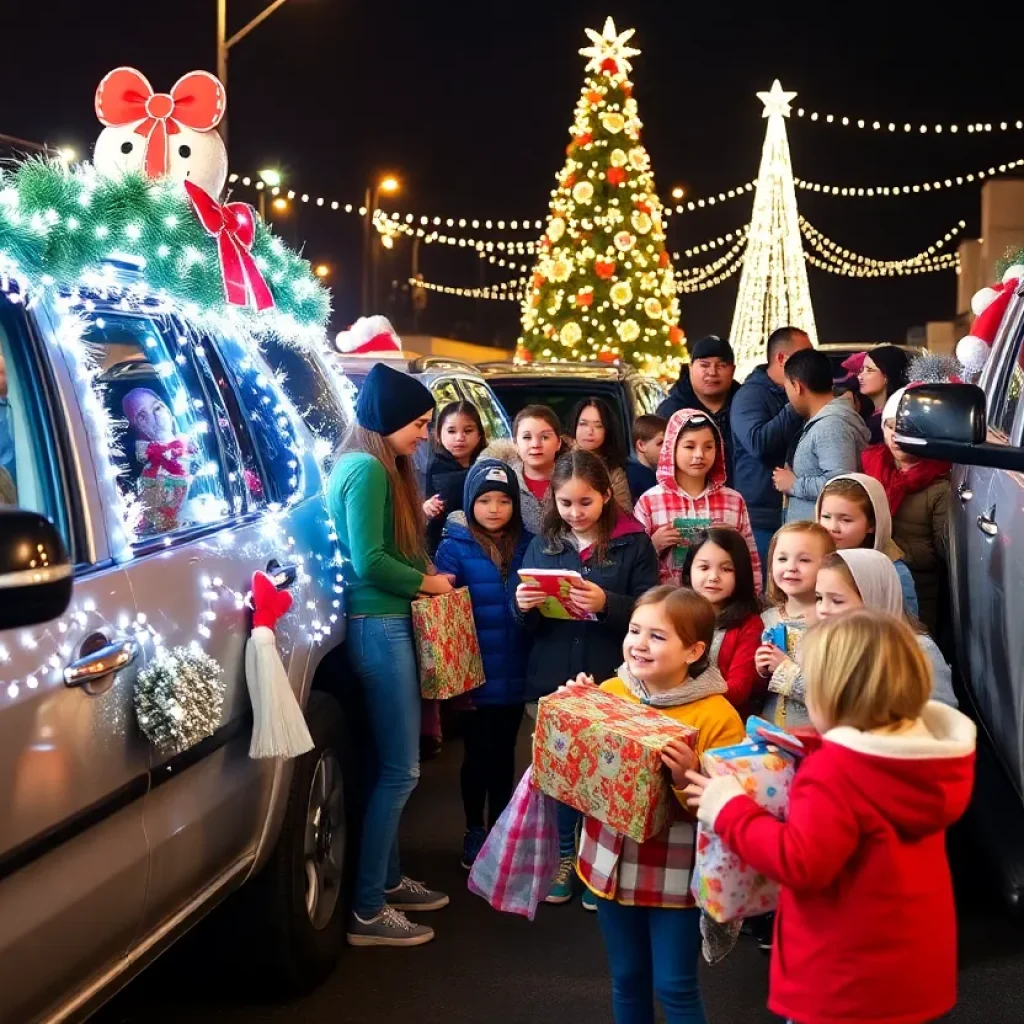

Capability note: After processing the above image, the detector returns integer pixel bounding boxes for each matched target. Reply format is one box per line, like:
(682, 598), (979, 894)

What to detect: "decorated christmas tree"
(729, 81), (818, 376)
(518, 18), (683, 372)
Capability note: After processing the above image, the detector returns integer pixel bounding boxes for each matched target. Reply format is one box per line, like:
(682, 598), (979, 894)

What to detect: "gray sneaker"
(384, 876), (450, 912)
(347, 906), (435, 947)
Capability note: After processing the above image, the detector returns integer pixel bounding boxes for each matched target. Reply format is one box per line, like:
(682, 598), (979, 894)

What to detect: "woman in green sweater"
(327, 362), (453, 948)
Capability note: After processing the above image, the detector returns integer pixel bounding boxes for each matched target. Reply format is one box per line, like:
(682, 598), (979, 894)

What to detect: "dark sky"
(3, 1), (1022, 347)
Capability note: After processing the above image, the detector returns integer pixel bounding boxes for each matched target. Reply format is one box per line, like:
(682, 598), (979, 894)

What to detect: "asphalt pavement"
(95, 730), (1024, 1024)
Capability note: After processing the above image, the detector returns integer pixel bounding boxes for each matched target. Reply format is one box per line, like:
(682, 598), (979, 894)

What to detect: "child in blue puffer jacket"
(435, 458), (533, 871)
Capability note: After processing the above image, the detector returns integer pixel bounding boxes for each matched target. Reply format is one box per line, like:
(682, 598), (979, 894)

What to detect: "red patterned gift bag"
(411, 587), (486, 699)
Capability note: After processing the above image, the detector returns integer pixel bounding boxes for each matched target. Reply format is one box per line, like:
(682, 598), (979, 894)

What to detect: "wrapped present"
(531, 687), (697, 843)
(692, 740), (796, 922)
(411, 587), (485, 699)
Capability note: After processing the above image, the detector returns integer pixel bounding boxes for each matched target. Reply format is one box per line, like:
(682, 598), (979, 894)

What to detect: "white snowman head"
(94, 67), (228, 199)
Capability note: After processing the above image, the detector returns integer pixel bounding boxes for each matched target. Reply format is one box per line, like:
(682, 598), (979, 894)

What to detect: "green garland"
(0, 160), (330, 332)
(997, 245), (1024, 281)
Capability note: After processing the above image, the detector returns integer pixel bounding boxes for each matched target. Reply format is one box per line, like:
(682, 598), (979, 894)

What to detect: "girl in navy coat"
(434, 459), (533, 870)
(516, 450), (659, 907)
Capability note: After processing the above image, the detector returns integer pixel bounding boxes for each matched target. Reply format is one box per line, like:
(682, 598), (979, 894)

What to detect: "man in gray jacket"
(772, 349), (870, 522)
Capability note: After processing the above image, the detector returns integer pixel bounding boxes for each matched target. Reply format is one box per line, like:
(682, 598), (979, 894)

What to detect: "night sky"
(3, 1), (1022, 349)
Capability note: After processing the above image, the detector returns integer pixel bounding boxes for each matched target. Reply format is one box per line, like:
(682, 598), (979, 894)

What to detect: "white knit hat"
(881, 386), (907, 425)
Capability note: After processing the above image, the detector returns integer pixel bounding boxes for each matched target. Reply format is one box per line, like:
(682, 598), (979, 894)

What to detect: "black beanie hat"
(464, 459), (521, 523)
(355, 362), (435, 436)
(689, 335), (735, 363)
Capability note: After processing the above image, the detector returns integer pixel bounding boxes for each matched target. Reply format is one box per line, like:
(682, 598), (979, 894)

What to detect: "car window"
(429, 377), (462, 412)
(0, 302), (72, 552)
(460, 379), (511, 440)
(633, 381), (660, 417)
(83, 311), (232, 544)
(991, 304), (1024, 441)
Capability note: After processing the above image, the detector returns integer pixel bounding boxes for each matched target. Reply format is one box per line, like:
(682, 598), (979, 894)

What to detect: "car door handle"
(977, 507), (999, 537)
(958, 481), (974, 502)
(266, 559), (297, 589)
(64, 640), (139, 687)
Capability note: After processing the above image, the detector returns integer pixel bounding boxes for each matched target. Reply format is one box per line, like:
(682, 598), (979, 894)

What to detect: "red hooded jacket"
(709, 702), (976, 1024)
(634, 408), (761, 592)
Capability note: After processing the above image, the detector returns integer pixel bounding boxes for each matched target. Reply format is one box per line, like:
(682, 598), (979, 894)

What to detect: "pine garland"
(0, 160), (330, 331)
(997, 245), (1024, 282)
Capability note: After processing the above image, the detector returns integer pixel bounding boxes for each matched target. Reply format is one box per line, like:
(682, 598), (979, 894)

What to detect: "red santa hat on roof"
(336, 315), (402, 355)
(957, 263), (1024, 374)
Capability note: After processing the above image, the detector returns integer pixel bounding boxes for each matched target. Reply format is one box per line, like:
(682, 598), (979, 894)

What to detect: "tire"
(248, 690), (353, 994)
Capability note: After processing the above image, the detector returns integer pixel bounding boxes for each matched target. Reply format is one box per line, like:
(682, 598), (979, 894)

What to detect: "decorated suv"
(0, 68), (351, 1021)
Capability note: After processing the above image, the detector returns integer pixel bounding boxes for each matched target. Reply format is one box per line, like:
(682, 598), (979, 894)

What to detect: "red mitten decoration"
(251, 571), (292, 630)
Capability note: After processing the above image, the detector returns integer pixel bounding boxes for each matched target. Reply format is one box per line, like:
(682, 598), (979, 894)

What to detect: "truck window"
(460, 379), (511, 440)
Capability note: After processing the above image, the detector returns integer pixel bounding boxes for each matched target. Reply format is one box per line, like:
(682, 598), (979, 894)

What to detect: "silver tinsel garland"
(135, 645), (226, 754)
(908, 353), (964, 385)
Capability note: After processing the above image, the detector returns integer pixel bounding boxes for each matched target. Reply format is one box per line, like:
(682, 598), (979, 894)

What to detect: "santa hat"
(956, 264), (1024, 375)
(335, 315), (402, 355)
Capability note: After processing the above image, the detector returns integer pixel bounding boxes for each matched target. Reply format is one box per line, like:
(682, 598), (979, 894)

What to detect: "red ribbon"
(142, 439), (191, 479)
(184, 180), (275, 312)
(95, 67), (225, 179)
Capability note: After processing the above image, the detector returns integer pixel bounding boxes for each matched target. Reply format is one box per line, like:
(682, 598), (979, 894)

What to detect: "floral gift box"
(691, 740), (796, 922)
(531, 687), (696, 843)
(411, 587), (486, 700)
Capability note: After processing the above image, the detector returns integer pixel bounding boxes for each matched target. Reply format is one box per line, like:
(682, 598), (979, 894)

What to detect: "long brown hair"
(541, 450), (617, 564)
(339, 422), (426, 563)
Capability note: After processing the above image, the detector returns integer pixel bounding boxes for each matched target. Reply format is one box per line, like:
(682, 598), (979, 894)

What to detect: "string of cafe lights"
(675, 235), (747, 283)
(793, 158), (1024, 197)
(678, 255), (744, 293)
(792, 108), (1024, 136)
(410, 275), (527, 301)
(799, 216), (966, 270)
(805, 251), (960, 278)
(672, 226), (748, 263)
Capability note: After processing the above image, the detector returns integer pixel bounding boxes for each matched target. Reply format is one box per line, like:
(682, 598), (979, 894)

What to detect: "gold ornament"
(572, 180), (595, 204)
(614, 231), (637, 252)
(617, 319), (640, 343)
(548, 217), (566, 242)
(610, 148), (628, 167)
(632, 211), (652, 234)
(628, 147), (649, 171)
(610, 281), (633, 306)
(560, 321), (582, 346)
(602, 112), (626, 134)
(644, 297), (663, 319)
(549, 259), (572, 283)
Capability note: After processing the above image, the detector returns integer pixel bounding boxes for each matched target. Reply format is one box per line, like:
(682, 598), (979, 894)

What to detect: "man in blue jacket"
(731, 326), (812, 574)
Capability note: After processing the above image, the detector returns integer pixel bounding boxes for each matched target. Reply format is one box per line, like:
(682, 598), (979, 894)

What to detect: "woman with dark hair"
(326, 362), (452, 948)
(857, 346), (910, 444)
(423, 400), (488, 556)
(568, 396), (633, 514)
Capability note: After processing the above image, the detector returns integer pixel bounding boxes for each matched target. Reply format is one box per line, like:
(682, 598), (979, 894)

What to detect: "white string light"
(805, 251), (960, 278)
(671, 225), (748, 261)
(799, 216), (966, 269)
(793, 108), (1024, 137)
(676, 235), (748, 284)
(409, 275), (526, 301)
(795, 159), (1024, 197)
(679, 256), (744, 293)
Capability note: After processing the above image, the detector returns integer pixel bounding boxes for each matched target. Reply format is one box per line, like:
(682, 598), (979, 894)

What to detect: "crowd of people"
(326, 325), (975, 1024)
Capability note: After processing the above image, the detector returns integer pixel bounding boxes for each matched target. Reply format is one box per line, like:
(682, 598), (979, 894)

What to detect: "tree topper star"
(757, 80), (797, 119)
(580, 17), (641, 75)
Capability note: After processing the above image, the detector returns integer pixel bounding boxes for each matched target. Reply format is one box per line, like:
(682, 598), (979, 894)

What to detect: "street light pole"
(361, 176), (400, 315)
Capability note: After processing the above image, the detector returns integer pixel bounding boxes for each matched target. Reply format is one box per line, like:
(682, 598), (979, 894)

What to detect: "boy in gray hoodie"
(772, 349), (870, 522)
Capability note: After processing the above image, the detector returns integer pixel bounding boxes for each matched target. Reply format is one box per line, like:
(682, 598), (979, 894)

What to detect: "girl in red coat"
(686, 609), (976, 1024)
(680, 527), (764, 714)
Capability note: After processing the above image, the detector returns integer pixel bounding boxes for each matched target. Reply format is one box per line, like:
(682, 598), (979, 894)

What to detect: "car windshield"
(485, 380), (628, 438)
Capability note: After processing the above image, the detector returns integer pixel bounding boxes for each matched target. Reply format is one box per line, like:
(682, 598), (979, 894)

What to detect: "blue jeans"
(753, 527), (776, 588)
(557, 801), (581, 858)
(348, 616), (421, 918)
(596, 900), (706, 1024)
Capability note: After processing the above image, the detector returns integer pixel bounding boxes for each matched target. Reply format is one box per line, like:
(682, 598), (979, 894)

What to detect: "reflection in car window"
(430, 377), (462, 412)
(83, 311), (231, 541)
(994, 316), (1024, 440)
(460, 379), (511, 440)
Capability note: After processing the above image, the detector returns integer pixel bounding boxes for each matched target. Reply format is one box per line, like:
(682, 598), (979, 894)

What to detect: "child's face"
(635, 432), (664, 470)
(883, 418), (917, 467)
(688, 541), (736, 607)
(772, 532), (829, 599)
(674, 427), (716, 483)
(440, 413), (481, 463)
(818, 494), (872, 550)
(624, 600), (704, 689)
(554, 476), (608, 535)
(575, 406), (606, 453)
(473, 491), (514, 533)
(515, 417), (560, 473)
(815, 567), (864, 621)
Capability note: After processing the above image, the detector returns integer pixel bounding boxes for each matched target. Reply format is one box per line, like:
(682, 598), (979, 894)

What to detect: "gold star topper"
(757, 80), (797, 118)
(580, 17), (641, 75)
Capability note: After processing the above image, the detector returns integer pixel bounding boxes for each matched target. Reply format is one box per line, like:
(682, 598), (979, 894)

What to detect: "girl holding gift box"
(517, 450), (659, 906)
(757, 521), (835, 728)
(633, 409), (761, 592)
(680, 527), (764, 714)
(686, 610), (976, 1024)
(574, 587), (746, 1024)
(434, 459), (533, 871)
(326, 361), (453, 949)
(814, 473), (919, 617)
(815, 549), (958, 708)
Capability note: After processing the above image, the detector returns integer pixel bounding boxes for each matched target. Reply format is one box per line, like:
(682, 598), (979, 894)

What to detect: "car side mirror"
(895, 383), (1024, 471)
(0, 509), (73, 630)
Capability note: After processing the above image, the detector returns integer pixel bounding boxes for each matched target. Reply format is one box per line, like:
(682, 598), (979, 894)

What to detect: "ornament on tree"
(94, 67), (228, 198)
(606, 166), (626, 186)
(336, 315), (403, 355)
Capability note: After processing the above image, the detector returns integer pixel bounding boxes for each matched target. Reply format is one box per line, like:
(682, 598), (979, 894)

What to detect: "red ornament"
(607, 166), (626, 186)
(576, 132), (593, 147)
(564, 174), (576, 190)
(597, 350), (618, 364)
(532, 272), (545, 289)
(659, 250), (670, 268)
(669, 326), (685, 346)
(586, 90), (603, 104)
(539, 237), (552, 251)
(594, 258), (616, 280)
(516, 345), (534, 363)
(600, 57), (619, 75)
(184, 179), (274, 311)
(634, 200), (651, 214)
(622, 84), (633, 98)
(576, 291), (594, 308)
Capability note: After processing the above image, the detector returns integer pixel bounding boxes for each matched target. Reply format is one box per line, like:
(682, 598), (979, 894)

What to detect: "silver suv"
(0, 268), (350, 1021)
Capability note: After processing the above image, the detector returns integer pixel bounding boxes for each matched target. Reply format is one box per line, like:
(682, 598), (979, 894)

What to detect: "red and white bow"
(95, 67), (225, 180)
(184, 180), (275, 312)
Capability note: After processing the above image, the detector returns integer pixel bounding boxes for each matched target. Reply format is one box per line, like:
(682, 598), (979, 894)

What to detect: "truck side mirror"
(0, 509), (73, 630)
(895, 383), (1024, 471)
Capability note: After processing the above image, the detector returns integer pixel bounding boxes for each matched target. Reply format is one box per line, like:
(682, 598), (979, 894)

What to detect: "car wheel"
(251, 690), (352, 994)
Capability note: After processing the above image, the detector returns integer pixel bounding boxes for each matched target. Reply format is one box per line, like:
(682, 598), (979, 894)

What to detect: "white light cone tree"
(730, 80), (818, 376)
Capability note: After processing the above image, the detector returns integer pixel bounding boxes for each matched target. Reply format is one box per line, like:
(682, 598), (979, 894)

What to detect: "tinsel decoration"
(0, 159), (330, 331)
(135, 645), (226, 754)
(908, 353), (964, 385)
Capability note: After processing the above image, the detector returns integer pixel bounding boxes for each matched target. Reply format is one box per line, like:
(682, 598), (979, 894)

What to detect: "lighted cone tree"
(518, 18), (684, 371)
(729, 80), (818, 375)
